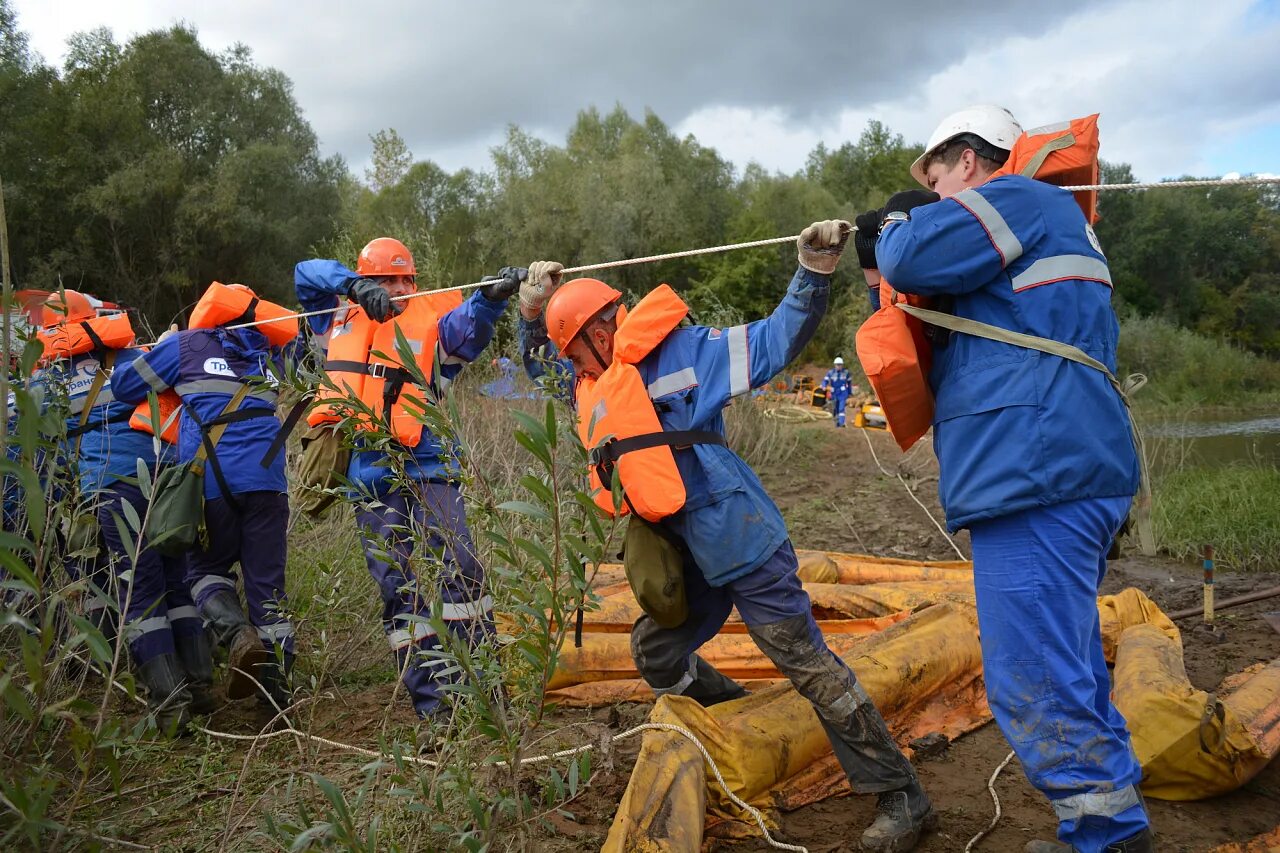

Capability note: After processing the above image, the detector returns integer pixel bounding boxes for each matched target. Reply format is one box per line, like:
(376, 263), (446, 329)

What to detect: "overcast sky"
(11, 0), (1280, 182)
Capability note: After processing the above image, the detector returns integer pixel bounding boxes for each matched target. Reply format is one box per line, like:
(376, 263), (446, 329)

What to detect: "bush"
(1153, 463), (1280, 572)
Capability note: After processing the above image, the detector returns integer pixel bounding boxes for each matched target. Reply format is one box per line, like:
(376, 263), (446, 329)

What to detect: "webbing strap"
(1019, 132), (1076, 180)
(259, 397), (310, 468)
(72, 349), (117, 458)
(324, 358), (416, 384)
(184, 384), (253, 507)
(589, 429), (727, 467)
(895, 302), (1155, 556)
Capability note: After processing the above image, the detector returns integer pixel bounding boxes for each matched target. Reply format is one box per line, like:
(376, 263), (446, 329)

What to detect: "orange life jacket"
(990, 113), (1101, 223)
(37, 313), (135, 363)
(307, 290), (464, 446)
(41, 314), (181, 444)
(575, 284), (725, 521)
(856, 113), (1103, 451)
(189, 281), (299, 346)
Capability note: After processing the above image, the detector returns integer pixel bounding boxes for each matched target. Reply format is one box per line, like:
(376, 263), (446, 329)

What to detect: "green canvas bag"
(293, 422), (350, 518)
(623, 515), (688, 629)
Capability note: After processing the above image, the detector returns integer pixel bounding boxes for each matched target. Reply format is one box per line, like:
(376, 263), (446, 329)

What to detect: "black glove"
(347, 277), (393, 322)
(882, 189), (940, 224)
(853, 208), (882, 269)
(480, 266), (527, 302)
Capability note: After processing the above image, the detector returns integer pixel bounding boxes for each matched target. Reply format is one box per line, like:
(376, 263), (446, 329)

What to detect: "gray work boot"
(860, 779), (937, 852)
(174, 630), (219, 715)
(135, 653), (194, 737)
(200, 588), (269, 700)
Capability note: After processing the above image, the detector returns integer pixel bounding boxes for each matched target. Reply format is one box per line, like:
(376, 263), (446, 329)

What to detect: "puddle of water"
(1144, 414), (1280, 474)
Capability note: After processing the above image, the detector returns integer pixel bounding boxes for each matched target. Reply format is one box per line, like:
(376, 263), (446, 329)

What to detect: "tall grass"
(1118, 313), (1280, 408)
(1153, 462), (1280, 572)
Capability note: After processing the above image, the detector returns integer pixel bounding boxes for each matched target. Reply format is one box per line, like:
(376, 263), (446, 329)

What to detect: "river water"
(1143, 414), (1280, 475)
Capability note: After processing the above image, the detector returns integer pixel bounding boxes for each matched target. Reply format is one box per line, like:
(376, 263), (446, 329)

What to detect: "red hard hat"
(544, 278), (622, 352)
(39, 290), (95, 327)
(357, 237), (416, 277)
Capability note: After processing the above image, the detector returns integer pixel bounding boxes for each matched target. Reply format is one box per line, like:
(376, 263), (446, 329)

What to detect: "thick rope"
(860, 426), (967, 560)
(134, 173), (1280, 344)
(964, 750), (1017, 853)
(84, 656), (806, 852)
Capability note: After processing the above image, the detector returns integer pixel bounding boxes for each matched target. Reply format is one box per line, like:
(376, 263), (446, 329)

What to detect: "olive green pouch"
(294, 423), (350, 518)
(623, 516), (688, 629)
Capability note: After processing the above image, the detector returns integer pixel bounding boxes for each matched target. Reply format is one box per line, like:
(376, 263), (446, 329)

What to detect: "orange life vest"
(189, 281), (299, 346)
(41, 314), (181, 444)
(990, 113), (1101, 223)
(307, 290), (464, 446)
(37, 313), (135, 363)
(856, 113), (1103, 451)
(575, 284), (725, 521)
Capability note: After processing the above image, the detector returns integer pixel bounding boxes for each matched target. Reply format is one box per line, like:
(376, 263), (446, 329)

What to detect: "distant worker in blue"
(114, 282), (298, 711)
(858, 105), (1150, 853)
(294, 237), (523, 723)
(821, 356), (855, 427)
(36, 290), (214, 734)
(516, 224), (937, 853)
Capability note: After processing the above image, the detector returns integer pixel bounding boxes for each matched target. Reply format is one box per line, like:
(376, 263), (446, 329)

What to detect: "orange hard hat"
(356, 237), (416, 277)
(39, 290), (95, 327)
(544, 278), (622, 352)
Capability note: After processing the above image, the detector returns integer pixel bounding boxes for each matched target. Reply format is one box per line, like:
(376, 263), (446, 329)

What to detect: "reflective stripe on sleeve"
(647, 367), (698, 399)
(726, 325), (750, 397)
(1010, 255), (1113, 293)
(191, 575), (237, 599)
(1051, 785), (1141, 822)
(132, 358), (170, 394)
(441, 595), (493, 621)
(953, 188), (1024, 266)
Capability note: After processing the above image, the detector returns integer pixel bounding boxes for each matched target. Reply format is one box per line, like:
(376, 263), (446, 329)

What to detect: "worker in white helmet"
(821, 357), (855, 427)
(854, 104), (1150, 853)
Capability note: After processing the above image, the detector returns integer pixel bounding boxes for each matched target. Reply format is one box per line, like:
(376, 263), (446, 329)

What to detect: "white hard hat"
(834, 356), (844, 365)
(910, 105), (1022, 188)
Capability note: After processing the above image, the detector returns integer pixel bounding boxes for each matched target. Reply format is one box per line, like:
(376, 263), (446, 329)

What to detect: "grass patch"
(1154, 462), (1280, 571)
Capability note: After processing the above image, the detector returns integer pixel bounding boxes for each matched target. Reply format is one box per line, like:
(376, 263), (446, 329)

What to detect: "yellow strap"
(1019, 132), (1076, 179)
(896, 302), (1156, 556)
(193, 383), (252, 465)
(72, 349), (117, 459)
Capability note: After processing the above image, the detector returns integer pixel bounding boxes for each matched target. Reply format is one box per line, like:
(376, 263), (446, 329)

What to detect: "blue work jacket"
(113, 327), (287, 499)
(521, 266), (829, 586)
(294, 259), (507, 494)
(877, 175), (1139, 531)
(822, 368), (854, 398)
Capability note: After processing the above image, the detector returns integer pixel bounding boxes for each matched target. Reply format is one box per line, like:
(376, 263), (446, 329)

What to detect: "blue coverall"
(520, 267), (921, 795)
(294, 260), (505, 718)
(877, 174), (1147, 852)
(822, 366), (854, 427)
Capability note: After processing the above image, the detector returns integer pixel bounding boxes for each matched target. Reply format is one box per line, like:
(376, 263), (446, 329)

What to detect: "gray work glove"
(797, 219), (853, 275)
(347, 277), (393, 322)
(520, 260), (565, 319)
(157, 323), (180, 343)
(480, 266), (527, 302)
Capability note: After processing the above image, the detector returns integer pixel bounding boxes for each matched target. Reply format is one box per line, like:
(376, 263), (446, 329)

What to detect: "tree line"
(3, 11), (1278, 357)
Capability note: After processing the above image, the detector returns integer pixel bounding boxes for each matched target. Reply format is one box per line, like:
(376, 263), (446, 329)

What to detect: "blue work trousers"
(830, 390), (850, 427)
(356, 482), (494, 718)
(970, 496), (1148, 852)
(187, 491), (294, 653)
(97, 481), (204, 664)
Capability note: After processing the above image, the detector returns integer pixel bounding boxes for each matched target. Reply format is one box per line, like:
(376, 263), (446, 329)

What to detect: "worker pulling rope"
(129, 173), (1280, 346)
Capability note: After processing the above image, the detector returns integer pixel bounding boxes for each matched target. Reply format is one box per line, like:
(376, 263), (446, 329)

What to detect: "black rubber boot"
(200, 589), (269, 700)
(135, 653), (194, 737)
(255, 651), (294, 713)
(860, 778), (937, 853)
(174, 630), (219, 715)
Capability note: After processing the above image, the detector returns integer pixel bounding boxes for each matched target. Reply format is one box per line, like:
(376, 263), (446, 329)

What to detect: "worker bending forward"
(864, 105), (1150, 853)
(295, 238), (521, 721)
(517, 225), (935, 852)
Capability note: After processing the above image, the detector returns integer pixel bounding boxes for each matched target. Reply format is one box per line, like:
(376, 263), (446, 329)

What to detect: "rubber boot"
(680, 655), (748, 706)
(135, 653), (194, 737)
(255, 651), (294, 713)
(174, 630), (219, 715)
(1025, 827), (1154, 853)
(200, 588), (269, 700)
(860, 779), (937, 853)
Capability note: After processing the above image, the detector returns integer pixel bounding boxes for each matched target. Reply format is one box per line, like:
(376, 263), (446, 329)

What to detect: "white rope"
(81, 654), (805, 852)
(133, 173), (1280, 345)
(860, 426), (967, 560)
(964, 750), (1017, 853)
(1064, 175), (1280, 192)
